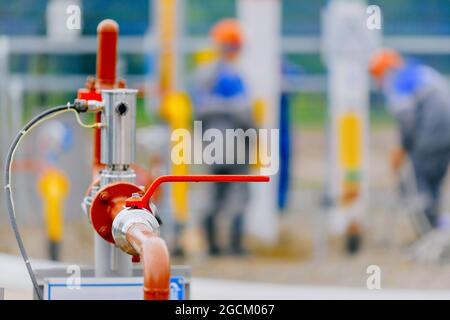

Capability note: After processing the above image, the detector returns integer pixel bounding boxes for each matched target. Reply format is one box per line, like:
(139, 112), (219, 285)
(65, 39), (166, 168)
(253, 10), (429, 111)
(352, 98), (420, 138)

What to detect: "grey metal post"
(321, 0), (380, 239)
(0, 36), (10, 222)
(0, 37), (10, 163)
(95, 234), (132, 277)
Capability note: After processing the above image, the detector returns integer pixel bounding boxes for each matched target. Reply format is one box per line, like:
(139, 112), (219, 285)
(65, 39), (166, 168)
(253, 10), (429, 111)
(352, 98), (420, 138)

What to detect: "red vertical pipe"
(96, 19), (118, 88)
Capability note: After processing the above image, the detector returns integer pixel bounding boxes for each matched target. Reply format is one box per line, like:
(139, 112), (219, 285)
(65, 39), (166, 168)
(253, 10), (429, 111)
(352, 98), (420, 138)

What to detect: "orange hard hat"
(369, 49), (403, 81)
(210, 19), (242, 48)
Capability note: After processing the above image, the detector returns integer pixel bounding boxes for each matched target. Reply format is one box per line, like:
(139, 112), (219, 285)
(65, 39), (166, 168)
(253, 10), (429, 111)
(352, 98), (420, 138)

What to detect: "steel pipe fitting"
(101, 88), (138, 166)
(112, 207), (160, 255)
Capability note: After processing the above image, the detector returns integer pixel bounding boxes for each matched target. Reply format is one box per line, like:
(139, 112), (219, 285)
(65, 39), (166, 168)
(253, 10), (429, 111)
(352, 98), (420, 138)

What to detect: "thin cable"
(4, 104), (79, 300)
(70, 109), (102, 129)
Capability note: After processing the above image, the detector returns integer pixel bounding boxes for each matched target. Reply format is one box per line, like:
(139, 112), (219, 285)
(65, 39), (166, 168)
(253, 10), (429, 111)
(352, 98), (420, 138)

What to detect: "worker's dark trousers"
(412, 150), (450, 228)
(204, 167), (249, 255)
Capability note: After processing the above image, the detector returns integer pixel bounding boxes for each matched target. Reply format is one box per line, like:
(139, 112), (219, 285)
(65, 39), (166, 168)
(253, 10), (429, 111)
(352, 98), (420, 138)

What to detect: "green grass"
(136, 97), (156, 127)
(290, 93), (326, 128)
(289, 93), (394, 129)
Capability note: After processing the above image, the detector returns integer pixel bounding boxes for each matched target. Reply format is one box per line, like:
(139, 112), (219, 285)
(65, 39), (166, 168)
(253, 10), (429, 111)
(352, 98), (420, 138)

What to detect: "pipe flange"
(90, 182), (142, 243)
(112, 207), (160, 255)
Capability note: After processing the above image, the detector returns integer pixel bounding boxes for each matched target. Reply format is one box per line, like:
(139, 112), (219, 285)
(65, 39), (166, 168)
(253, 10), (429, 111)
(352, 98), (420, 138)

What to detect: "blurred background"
(1, 0), (450, 299)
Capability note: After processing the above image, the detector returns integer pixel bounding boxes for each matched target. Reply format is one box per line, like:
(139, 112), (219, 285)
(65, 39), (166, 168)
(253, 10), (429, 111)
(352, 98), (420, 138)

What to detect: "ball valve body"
(79, 19), (172, 300)
(86, 88), (171, 300)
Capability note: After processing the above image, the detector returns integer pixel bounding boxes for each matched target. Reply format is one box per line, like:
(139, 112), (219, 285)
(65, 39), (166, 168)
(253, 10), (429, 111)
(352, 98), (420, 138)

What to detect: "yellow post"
(37, 167), (69, 260)
(338, 111), (361, 170)
(338, 111), (362, 206)
(160, 92), (192, 222)
(159, 0), (176, 95)
(157, 0), (192, 223)
(251, 98), (266, 170)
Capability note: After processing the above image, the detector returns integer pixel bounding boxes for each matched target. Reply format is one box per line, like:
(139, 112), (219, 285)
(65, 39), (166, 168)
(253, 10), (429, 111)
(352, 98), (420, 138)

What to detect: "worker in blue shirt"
(190, 19), (255, 255)
(370, 49), (450, 229)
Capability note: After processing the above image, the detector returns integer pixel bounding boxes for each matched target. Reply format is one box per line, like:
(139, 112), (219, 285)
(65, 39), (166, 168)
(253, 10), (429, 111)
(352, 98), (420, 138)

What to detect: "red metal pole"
(96, 19), (118, 88)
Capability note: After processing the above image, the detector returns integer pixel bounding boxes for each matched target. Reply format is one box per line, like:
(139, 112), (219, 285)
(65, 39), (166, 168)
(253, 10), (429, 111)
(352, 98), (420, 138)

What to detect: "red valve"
(125, 175), (270, 210)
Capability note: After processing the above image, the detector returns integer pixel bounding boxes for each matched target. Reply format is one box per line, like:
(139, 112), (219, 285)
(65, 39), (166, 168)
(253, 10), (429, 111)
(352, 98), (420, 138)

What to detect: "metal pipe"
(126, 223), (170, 300)
(100, 89), (137, 166)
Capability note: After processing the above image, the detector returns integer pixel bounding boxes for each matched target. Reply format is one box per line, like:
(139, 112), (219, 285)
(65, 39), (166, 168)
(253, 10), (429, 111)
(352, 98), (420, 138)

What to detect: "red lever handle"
(125, 175), (270, 209)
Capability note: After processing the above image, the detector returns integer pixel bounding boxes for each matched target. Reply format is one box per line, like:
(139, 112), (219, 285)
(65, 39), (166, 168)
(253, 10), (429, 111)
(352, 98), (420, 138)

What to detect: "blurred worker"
(369, 49), (450, 229)
(190, 19), (255, 255)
